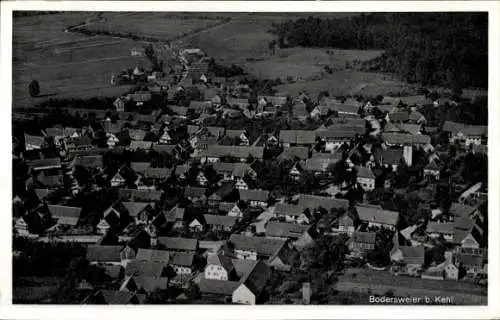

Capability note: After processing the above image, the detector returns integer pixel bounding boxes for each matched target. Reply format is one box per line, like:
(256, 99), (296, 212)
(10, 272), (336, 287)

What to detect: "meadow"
(12, 12), (150, 108)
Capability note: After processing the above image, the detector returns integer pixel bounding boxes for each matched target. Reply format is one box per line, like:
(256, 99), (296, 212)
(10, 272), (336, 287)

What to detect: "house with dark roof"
(86, 245), (123, 266)
(278, 147), (310, 161)
(442, 121), (487, 146)
(157, 237), (198, 252)
(168, 251), (195, 275)
(232, 259), (271, 305)
(265, 222), (314, 251)
(315, 127), (360, 151)
(229, 234), (287, 261)
(371, 148), (404, 171)
(200, 146), (264, 163)
(119, 275), (169, 293)
(84, 289), (145, 304)
(47, 205), (82, 227)
(124, 260), (167, 278)
(275, 203), (309, 224)
(135, 249), (170, 265)
(382, 133), (431, 147)
(304, 153), (341, 174)
(24, 133), (46, 151)
(279, 130), (316, 147)
(423, 161), (442, 181)
(297, 194), (349, 211)
(426, 222), (455, 242)
(356, 205), (399, 231)
(356, 166), (376, 191)
(122, 202), (156, 224)
(390, 245), (425, 275)
(239, 189), (269, 208)
(203, 214), (238, 232)
(118, 188), (163, 202)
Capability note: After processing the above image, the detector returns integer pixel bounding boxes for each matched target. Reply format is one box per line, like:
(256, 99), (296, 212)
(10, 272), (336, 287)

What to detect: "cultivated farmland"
(12, 12), (151, 108)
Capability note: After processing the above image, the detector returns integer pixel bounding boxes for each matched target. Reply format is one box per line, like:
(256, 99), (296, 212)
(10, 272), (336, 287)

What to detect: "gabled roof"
(127, 92), (152, 102)
(166, 206), (185, 222)
(297, 194), (349, 211)
(278, 147), (310, 161)
(373, 148), (403, 165)
(315, 127), (362, 139)
(199, 278), (239, 296)
(426, 221), (454, 234)
(169, 105), (189, 116)
(239, 260), (271, 296)
(129, 141), (153, 150)
(382, 133), (431, 145)
(388, 111), (409, 122)
(24, 133), (45, 147)
(448, 202), (477, 218)
(144, 167), (172, 180)
(357, 166), (376, 180)
(304, 157), (332, 172)
(47, 205), (82, 226)
(225, 129), (246, 139)
(207, 253), (234, 272)
(394, 246), (425, 265)
(213, 162), (254, 177)
(157, 237), (197, 251)
(121, 202), (154, 217)
(152, 144), (176, 154)
(442, 121), (487, 136)
(265, 222), (309, 239)
(229, 234), (286, 257)
(130, 162), (150, 173)
(34, 188), (51, 200)
(275, 203), (305, 217)
(279, 130), (316, 145)
(86, 245), (122, 262)
(239, 189), (269, 202)
(203, 214), (238, 228)
(135, 249), (170, 264)
(118, 188), (163, 201)
(188, 101), (211, 111)
(124, 260), (165, 278)
(97, 290), (145, 304)
(128, 276), (169, 292)
(184, 186), (207, 198)
(201, 146), (264, 159)
(168, 252), (195, 267)
(356, 205), (399, 226)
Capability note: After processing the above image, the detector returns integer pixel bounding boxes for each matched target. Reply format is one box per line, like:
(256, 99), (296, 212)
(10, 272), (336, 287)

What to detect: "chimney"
(302, 282), (311, 305)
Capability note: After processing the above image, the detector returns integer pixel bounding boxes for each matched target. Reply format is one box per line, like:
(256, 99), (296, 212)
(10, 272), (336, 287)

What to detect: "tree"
(29, 80), (40, 97)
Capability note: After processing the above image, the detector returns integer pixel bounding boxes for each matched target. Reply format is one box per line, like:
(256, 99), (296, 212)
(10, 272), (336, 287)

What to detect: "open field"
(85, 12), (226, 41)
(244, 47), (384, 80)
(13, 12), (150, 108)
(334, 268), (487, 305)
(274, 70), (414, 99)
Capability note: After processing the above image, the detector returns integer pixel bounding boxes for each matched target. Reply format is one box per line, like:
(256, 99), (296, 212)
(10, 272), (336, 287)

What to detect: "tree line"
(268, 13), (487, 88)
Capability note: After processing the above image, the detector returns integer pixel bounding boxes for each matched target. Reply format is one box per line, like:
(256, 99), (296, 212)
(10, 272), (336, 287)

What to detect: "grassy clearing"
(85, 12), (224, 41)
(243, 47), (384, 80)
(12, 13), (150, 107)
(274, 70), (415, 99)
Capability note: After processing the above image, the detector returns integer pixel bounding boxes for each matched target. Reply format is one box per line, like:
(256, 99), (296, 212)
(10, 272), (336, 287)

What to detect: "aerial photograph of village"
(11, 11), (488, 305)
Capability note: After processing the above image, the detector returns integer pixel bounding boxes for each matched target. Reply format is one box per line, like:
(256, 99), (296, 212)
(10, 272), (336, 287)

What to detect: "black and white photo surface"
(4, 2), (498, 314)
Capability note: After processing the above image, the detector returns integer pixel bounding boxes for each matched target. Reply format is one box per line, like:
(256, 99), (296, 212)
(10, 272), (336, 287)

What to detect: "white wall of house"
(235, 249), (257, 260)
(204, 264), (229, 280)
(173, 265), (192, 275)
(228, 206), (243, 218)
(357, 177), (375, 191)
(232, 284), (255, 305)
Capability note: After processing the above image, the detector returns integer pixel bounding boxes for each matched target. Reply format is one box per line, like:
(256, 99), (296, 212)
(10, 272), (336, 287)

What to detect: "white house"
(111, 172), (126, 187)
(356, 166), (376, 191)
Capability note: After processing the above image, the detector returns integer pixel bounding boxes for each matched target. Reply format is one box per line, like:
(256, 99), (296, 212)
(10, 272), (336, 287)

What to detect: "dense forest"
(269, 13), (488, 88)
